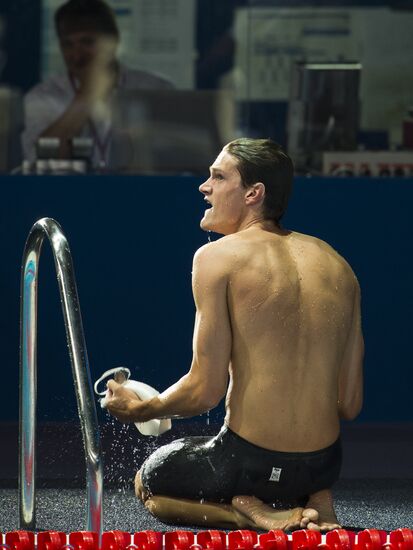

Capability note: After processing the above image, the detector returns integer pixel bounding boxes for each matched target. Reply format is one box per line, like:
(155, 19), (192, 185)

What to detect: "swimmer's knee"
(144, 497), (157, 515)
(144, 496), (170, 521)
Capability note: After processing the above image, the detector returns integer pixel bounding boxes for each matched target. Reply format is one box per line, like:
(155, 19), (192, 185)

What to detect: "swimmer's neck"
(232, 218), (287, 236)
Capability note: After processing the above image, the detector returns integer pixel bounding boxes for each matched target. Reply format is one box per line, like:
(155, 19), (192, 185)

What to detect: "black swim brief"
(140, 425), (342, 505)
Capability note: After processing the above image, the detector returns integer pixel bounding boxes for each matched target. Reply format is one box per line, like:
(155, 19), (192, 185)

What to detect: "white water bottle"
(94, 367), (172, 436)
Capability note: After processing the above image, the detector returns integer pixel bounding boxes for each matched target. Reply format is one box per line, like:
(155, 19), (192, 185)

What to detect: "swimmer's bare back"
(213, 224), (363, 453)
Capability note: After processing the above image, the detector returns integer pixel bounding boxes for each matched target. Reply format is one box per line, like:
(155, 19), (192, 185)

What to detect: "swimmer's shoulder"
(193, 236), (241, 276)
(292, 230), (359, 284)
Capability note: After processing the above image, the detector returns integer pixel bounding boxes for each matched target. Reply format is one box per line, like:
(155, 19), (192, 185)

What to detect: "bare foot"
(300, 508), (319, 529)
(232, 496), (310, 532)
(302, 489), (342, 532)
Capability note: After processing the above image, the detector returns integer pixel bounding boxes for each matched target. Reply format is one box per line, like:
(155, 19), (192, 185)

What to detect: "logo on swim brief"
(269, 467), (282, 482)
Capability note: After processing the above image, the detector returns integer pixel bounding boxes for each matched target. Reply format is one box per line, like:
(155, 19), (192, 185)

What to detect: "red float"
(197, 531), (227, 550)
(291, 529), (322, 550)
(5, 531), (35, 550)
(390, 529), (413, 550)
(134, 531), (163, 550)
(69, 531), (99, 550)
(357, 530), (388, 550)
(37, 531), (66, 550)
(228, 530), (258, 550)
(164, 531), (195, 550)
(101, 531), (131, 550)
(325, 528), (356, 550)
(259, 530), (290, 550)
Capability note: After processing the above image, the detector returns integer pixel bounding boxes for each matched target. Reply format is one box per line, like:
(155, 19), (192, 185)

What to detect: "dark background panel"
(0, 0), (41, 92)
(0, 175), (412, 424)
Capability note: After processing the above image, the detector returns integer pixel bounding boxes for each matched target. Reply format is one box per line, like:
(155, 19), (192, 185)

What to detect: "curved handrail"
(19, 217), (103, 534)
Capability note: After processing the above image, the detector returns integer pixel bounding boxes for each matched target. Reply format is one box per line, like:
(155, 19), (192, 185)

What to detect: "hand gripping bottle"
(94, 367), (172, 436)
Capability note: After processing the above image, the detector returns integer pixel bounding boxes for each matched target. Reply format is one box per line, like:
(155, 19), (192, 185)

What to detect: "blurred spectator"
(21, 0), (173, 169)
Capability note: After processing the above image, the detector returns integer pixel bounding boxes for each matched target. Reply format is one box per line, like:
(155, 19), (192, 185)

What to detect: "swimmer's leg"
(135, 469), (305, 530)
(145, 495), (256, 529)
(300, 489), (342, 531)
(135, 470), (251, 528)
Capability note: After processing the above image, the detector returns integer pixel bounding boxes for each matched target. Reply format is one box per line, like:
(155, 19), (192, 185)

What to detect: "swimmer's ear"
(245, 182), (265, 206)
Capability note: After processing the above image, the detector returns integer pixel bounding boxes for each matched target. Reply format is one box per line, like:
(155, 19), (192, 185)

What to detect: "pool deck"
(1, 480), (413, 532)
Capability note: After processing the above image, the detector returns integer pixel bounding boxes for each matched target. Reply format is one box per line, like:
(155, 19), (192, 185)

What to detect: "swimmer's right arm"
(107, 243), (231, 423)
(149, 243), (232, 418)
(338, 280), (364, 420)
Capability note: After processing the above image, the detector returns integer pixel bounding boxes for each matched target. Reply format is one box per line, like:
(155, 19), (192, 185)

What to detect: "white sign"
(234, 7), (358, 101)
(127, 0), (196, 89)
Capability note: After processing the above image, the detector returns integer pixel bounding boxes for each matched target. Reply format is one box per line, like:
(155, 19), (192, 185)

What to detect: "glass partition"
(0, 0), (412, 175)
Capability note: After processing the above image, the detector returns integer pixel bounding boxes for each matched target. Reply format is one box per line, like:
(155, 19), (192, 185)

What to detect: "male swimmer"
(105, 138), (364, 532)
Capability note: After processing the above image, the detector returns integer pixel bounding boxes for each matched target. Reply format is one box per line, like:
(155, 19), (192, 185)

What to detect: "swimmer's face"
(59, 29), (117, 80)
(199, 149), (248, 235)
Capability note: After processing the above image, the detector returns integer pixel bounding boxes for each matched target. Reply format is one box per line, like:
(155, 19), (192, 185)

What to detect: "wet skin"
(106, 147), (364, 531)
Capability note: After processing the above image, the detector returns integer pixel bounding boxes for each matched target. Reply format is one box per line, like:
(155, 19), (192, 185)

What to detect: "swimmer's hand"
(105, 379), (145, 423)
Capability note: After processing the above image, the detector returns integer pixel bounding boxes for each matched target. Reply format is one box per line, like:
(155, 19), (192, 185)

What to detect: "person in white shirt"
(21, 0), (172, 169)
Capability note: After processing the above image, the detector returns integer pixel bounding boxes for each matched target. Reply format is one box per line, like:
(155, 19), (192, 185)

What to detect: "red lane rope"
(1, 529), (413, 550)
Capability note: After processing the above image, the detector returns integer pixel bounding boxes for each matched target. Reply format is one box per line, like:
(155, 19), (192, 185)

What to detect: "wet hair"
(55, 0), (119, 39)
(225, 137), (294, 225)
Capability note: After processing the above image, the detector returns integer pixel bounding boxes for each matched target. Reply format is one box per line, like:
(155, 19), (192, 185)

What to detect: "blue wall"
(0, 175), (412, 423)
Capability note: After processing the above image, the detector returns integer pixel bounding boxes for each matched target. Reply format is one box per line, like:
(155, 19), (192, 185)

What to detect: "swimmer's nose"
(199, 178), (211, 195)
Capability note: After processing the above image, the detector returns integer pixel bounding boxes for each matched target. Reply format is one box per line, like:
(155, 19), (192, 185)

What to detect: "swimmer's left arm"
(107, 243), (231, 423)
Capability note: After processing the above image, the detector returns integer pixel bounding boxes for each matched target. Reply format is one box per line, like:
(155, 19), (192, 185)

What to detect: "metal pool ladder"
(19, 217), (103, 534)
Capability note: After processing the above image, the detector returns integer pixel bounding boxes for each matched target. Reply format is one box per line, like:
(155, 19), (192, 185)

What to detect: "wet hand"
(105, 379), (143, 423)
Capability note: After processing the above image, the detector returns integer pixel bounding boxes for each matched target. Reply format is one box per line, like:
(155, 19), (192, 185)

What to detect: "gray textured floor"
(1, 480), (412, 533)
